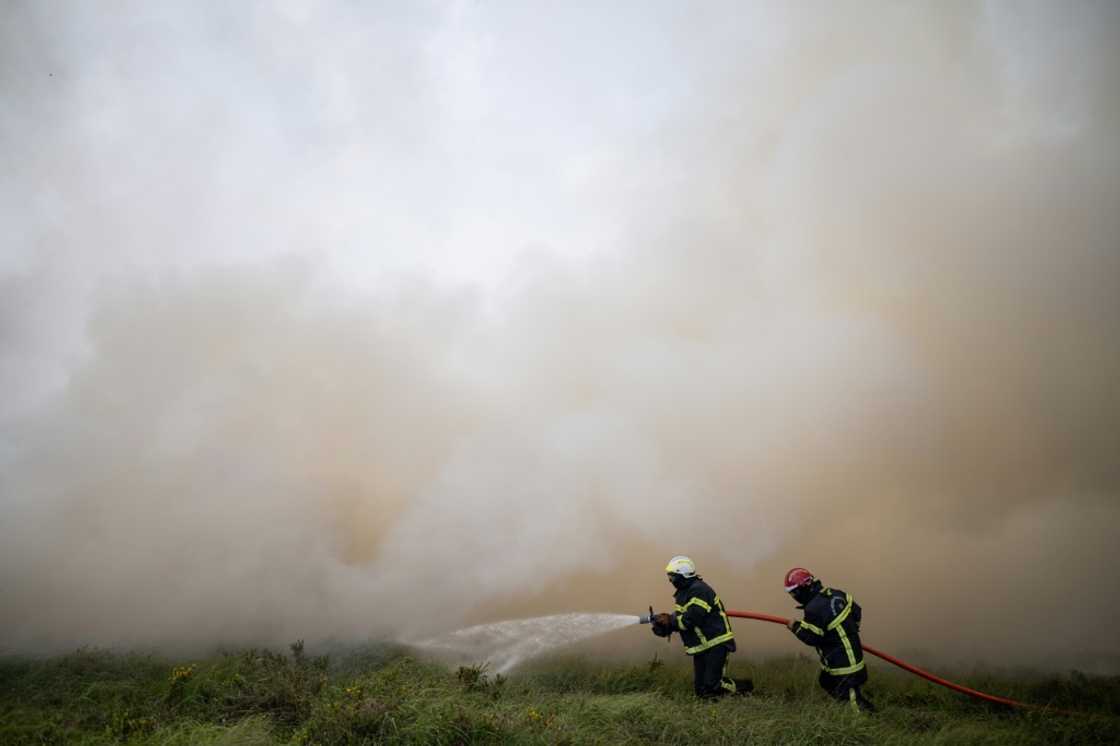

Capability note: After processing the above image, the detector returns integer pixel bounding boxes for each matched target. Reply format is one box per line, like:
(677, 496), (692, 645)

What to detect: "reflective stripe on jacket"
(672, 577), (736, 655)
(792, 587), (864, 675)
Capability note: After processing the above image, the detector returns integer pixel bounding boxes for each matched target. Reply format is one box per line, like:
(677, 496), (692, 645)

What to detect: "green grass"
(1, 643), (1116, 745)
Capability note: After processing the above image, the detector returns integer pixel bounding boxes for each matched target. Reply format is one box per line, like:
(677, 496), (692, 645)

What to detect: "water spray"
(414, 613), (639, 674)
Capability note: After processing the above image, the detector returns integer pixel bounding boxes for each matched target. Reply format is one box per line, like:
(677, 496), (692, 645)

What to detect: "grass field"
(2, 641), (1117, 745)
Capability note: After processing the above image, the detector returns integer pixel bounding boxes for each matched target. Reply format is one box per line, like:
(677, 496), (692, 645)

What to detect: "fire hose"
(642, 607), (1059, 712)
(725, 610), (1038, 710)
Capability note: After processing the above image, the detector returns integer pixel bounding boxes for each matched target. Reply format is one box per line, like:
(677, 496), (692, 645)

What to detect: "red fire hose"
(725, 610), (1050, 711)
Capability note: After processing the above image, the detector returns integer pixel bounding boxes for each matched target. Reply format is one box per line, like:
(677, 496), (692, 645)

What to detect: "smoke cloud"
(2, 1), (1118, 672)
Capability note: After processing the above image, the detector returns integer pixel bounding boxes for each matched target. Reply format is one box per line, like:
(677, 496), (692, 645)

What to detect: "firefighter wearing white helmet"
(665, 555), (696, 578)
(650, 555), (752, 698)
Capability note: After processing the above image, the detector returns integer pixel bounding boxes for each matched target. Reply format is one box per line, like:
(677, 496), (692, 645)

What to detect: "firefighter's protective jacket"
(672, 577), (736, 655)
(791, 587), (865, 675)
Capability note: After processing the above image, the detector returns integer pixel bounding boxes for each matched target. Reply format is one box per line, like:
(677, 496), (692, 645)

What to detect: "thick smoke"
(2, 1), (1118, 672)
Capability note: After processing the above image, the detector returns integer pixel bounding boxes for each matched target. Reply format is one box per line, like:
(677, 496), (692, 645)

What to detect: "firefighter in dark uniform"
(650, 556), (752, 698)
(784, 567), (876, 712)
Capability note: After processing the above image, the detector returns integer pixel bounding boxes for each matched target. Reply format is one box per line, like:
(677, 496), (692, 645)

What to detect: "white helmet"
(665, 555), (697, 578)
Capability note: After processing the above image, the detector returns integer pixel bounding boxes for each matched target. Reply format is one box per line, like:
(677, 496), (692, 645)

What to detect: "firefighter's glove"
(650, 613), (675, 638)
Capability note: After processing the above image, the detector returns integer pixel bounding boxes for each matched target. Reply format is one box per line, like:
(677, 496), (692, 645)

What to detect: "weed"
(2, 648), (1118, 744)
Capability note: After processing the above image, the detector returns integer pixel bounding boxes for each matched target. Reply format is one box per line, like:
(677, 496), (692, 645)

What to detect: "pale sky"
(2, 1), (787, 415)
(4, 1), (1108, 408)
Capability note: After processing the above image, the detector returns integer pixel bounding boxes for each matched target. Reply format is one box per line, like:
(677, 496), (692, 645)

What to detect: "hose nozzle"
(638, 605), (654, 624)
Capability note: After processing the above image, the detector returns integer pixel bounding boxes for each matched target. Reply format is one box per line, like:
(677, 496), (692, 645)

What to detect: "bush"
(169, 640), (328, 726)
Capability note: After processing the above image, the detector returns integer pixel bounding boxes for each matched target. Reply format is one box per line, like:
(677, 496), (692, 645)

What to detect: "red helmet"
(784, 567), (815, 593)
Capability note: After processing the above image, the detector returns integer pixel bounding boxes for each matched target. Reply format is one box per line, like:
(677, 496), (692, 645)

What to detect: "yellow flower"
(169, 664), (196, 683)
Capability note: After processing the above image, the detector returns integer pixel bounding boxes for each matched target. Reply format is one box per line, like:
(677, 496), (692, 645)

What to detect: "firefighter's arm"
(789, 613), (825, 646)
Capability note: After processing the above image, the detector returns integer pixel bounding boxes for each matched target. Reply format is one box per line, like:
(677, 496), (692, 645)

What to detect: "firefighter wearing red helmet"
(784, 567), (876, 713)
